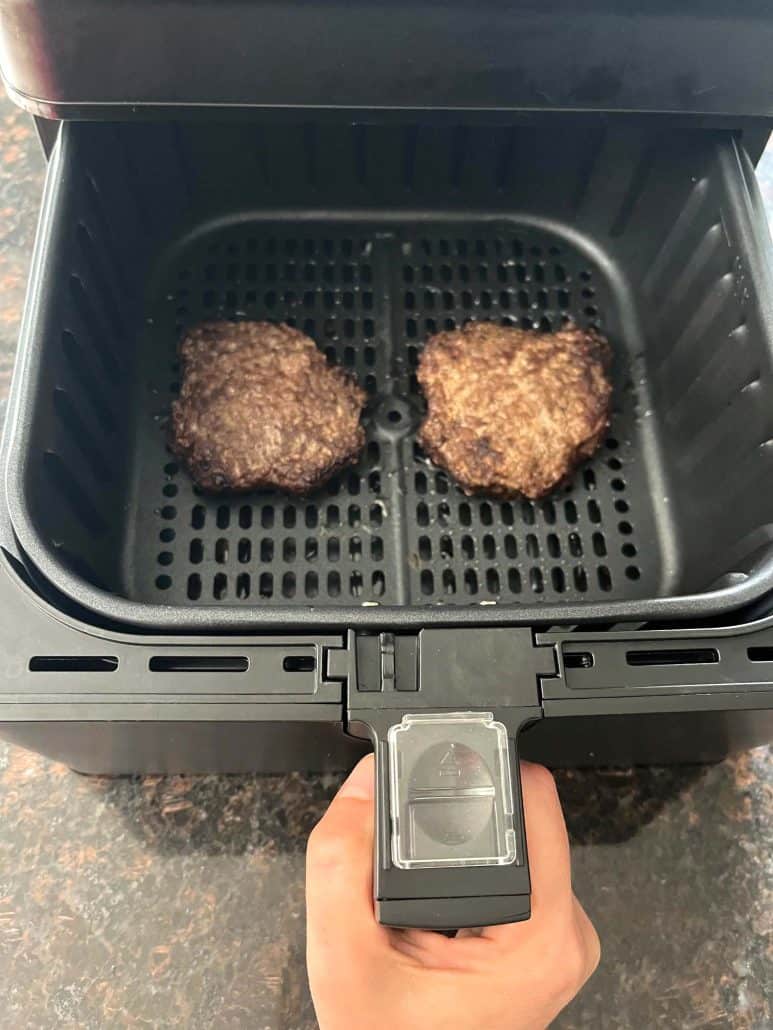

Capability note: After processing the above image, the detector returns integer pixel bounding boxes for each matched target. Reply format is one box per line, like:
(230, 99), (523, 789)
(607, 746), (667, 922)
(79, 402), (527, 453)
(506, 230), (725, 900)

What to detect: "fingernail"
(338, 754), (375, 801)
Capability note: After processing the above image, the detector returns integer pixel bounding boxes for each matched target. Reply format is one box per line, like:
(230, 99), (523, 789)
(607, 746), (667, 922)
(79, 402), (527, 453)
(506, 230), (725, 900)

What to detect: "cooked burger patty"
(417, 322), (612, 499)
(170, 321), (366, 494)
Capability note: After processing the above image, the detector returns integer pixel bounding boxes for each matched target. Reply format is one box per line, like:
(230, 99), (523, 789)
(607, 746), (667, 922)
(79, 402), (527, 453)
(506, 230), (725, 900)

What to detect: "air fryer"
(0, 0), (772, 930)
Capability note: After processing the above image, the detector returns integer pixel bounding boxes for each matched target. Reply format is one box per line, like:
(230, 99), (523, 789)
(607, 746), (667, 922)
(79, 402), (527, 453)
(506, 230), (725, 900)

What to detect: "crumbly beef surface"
(170, 321), (366, 494)
(417, 322), (612, 499)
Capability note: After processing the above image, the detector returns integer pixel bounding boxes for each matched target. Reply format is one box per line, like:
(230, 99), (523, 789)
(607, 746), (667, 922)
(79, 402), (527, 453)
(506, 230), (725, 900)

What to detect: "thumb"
(306, 754), (387, 974)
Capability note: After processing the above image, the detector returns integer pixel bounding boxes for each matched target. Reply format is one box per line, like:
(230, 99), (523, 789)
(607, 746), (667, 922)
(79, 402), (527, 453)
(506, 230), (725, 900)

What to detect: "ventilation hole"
(418, 537), (432, 560)
(301, 538), (317, 562)
(564, 500), (578, 524)
(239, 505), (253, 529)
(235, 573), (250, 599)
(508, 568), (522, 593)
(459, 503), (472, 527)
(343, 472), (359, 498)
(438, 501), (451, 526)
(501, 502), (514, 526)
(283, 539), (296, 562)
(415, 471), (428, 494)
(161, 505), (176, 521)
(568, 532), (583, 557)
(160, 528), (175, 543)
(573, 566), (588, 592)
(592, 532), (607, 557)
(611, 478), (626, 492)
(259, 572), (273, 598)
(260, 539), (274, 562)
(348, 505), (361, 527)
(482, 534), (496, 559)
(216, 505), (229, 529)
(237, 538), (251, 563)
(261, 507), (275, 529)
(530, 568), (544, 594)
(608, 457), (623, 471)
(547, 533), (560, 558)
(162, 483), (178, 498)
(486, 569), (500, 593)
(598, 566), (612, 591)
(606, 437), (619, 450)
(187, 574), (202, 600)
(583, 468), (596, 490)
(615, 499), (629, 513)
(417, 502), (430, 527)
(439, 535), (454, 560)
(588, 500), (601, 523)
(350, 537), (362, 561)
(326, 504), (340, 528)
(435, 473), (449, 495)
(284, 508), (297, 529)
(526, 534), (540, 558)
(628, 648), (719, 667)
(282, 572), (296, 598)
(551, 567), (566, 592)
(370, 536), (384, 561)
(372, 570), (386, 597)
(622, 542), (637, 557)
(626, 566), (641, 581)
(369, 470), (381, 493)
(350, 571), (364, 597)
(457, 535), (472, 560)
(619, 521), (633, 535)
(189, 539), (203, 564)
(504, 535), (517, 558)
(213, 573), (228, 599)
(303, 571), (319, 598)
(464, 569), (478, 595)
(215, 538), (229, 564)
(521, 502), (535, 526)
(542, 500), (556, 525)
(478, 502), (493, 526)
(370, 504), (384, 527)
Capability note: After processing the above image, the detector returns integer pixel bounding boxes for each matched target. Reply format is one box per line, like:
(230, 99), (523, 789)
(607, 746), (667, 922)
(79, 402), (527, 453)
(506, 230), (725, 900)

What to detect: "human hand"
(306, 755), (599, 1030)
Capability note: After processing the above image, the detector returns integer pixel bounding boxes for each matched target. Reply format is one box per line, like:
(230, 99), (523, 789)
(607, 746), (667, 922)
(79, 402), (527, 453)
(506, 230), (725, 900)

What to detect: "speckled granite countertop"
(0, 99), (770, 1030)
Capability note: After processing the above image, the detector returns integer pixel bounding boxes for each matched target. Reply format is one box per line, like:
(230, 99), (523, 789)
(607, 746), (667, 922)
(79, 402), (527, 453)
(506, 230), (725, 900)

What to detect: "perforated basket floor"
(129, 219), (661, 608)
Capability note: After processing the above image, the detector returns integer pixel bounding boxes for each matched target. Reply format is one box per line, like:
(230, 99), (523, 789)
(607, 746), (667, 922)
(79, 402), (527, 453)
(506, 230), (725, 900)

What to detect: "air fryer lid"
(2, 1), (773, 120)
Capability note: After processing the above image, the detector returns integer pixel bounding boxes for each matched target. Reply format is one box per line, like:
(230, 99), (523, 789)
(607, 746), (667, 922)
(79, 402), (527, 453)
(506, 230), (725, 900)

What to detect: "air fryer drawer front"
(3, 1), (773, 120)
(0, 552), (773, 927)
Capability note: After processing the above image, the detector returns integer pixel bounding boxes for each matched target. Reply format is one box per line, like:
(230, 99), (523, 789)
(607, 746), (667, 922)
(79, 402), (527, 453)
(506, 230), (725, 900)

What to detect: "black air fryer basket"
(1, 0), (773, 929)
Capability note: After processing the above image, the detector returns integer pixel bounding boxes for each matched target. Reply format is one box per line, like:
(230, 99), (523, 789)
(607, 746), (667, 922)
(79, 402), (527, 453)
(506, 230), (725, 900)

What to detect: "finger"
(517, 761), (572, 910)
(482, 761), (572, 943)
(306, 754), (387, 968)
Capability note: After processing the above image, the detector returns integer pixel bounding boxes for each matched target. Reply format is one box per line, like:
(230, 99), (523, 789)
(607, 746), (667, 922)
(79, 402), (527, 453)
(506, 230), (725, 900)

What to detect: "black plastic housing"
(6, 119), (773, 631)
(3, 1), (773, 122)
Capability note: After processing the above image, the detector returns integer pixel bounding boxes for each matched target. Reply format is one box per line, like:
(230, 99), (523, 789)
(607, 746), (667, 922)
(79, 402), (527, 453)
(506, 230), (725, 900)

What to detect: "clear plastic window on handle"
(387, 712), (517, 870)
